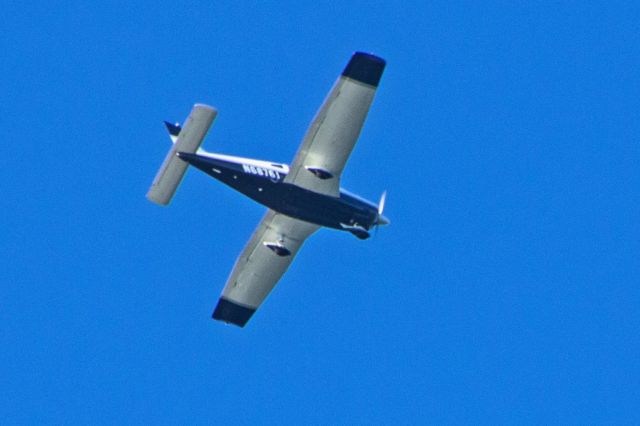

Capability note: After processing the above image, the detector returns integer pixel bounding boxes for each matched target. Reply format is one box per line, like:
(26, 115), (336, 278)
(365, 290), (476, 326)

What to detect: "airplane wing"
(212, 210), (320, 327)
(283, 52), (386, 197)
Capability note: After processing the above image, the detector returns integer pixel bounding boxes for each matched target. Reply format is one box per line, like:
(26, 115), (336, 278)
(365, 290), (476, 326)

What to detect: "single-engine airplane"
(147, 52), (388, 327)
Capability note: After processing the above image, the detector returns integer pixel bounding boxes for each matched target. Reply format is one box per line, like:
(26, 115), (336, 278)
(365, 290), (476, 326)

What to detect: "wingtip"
(353, 51), (386, 64)
(342, 52), (386, 87)
(212, 297), (256, 328)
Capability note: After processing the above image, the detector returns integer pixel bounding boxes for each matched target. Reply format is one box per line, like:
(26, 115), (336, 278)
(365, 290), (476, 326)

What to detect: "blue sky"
(1, 1), (638, 424)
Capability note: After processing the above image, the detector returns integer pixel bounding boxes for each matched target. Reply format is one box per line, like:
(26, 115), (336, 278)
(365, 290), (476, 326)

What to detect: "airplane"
(147, 52), (389, 327)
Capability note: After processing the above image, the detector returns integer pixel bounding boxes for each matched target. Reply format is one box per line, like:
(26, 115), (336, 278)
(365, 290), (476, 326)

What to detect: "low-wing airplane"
(147, 52), (388, 327)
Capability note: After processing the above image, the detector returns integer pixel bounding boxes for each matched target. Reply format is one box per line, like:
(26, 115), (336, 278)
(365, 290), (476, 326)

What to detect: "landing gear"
(263, 236), (292, 256)
(350, 228), (370, 240)
(339, 223), (371, 240)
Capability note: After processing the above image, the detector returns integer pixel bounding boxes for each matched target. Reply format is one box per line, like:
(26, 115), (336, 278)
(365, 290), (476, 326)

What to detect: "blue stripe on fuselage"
(178, 152), (379, 230)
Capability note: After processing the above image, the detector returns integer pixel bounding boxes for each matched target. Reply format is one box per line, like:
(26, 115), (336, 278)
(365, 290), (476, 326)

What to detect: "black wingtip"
(212, 297), (256, 328)
(341, 52), (386, 87)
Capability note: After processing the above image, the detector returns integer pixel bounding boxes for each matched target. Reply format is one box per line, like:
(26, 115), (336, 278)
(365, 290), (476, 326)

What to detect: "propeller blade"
(374, 191), (390, 226)
(378, 190), (387, 215)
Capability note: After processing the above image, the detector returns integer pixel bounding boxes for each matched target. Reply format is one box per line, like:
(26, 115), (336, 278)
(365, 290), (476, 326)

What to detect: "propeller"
(373, 191), (390, 236)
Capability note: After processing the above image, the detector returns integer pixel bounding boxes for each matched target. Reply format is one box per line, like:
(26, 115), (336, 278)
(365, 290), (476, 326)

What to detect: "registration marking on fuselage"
(242, 164), (281, 180)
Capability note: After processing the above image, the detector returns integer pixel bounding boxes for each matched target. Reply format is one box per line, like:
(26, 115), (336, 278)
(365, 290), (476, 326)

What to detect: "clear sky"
(2, 1), (638, 424)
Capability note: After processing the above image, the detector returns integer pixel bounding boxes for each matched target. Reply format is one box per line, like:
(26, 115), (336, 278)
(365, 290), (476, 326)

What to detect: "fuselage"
(179, 151), (382, 233)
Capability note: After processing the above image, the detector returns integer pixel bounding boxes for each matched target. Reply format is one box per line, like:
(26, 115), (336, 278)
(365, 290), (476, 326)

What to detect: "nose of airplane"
(377, 214), (391, 226)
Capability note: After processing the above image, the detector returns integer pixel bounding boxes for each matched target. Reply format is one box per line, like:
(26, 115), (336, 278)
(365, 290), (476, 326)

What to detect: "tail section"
(146, 104), (217, 205)
(164, 121), (181, 143)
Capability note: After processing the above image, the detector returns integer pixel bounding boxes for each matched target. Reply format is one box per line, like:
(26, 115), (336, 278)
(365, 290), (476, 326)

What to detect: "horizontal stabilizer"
(147, 104), (217, 205)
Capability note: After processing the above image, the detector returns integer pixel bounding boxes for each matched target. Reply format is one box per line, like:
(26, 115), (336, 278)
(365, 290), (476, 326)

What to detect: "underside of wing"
(284, 52), (386, 196)
(212, 210), (319, 327)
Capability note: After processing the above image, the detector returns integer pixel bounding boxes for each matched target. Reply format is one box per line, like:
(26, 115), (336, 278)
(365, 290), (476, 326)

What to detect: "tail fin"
(146, 104), (217, 205)
(164, 121), (181, 143)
